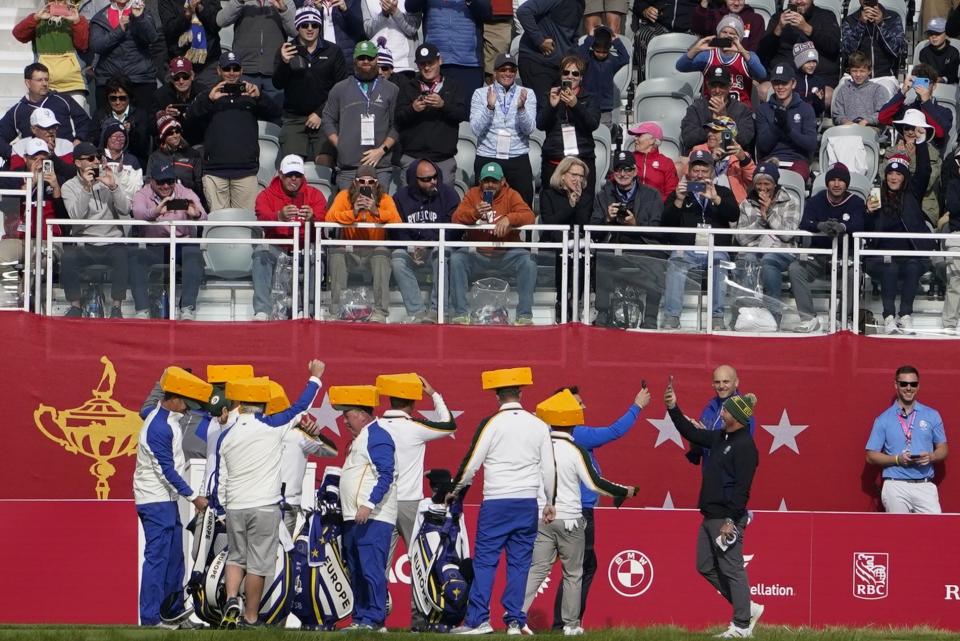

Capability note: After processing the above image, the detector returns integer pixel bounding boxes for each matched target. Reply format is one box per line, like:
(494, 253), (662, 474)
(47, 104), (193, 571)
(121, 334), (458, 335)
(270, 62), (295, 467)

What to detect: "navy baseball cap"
(219, 51), (241, 68)
(688, 149), (714, 167)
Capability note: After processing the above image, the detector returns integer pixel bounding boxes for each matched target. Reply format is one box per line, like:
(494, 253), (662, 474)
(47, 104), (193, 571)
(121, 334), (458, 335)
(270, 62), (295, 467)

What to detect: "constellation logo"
(608, 550), (654, 597)
(853, 552), (889, 600)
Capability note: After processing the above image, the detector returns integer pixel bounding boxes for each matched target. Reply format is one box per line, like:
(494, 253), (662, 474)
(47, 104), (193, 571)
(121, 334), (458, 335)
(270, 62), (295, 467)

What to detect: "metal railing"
(0, 171), (36, 313)
(43, 218), (301, 318)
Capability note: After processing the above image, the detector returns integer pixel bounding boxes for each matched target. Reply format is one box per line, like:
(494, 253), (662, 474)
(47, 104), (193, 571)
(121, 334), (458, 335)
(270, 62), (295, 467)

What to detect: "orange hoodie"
(324, 189), (402, 241)
(452, 185), (534, 245)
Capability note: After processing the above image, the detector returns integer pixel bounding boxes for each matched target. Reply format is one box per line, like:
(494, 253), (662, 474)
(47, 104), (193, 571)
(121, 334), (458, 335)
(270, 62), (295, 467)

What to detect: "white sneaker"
(794, 317), (820, 333)
(715, 623), (752, 638)
(253, 311), (269, 321)
(521, 624), (535, 635)
(134, 309), (150, 319)
(883, 315), (898, 335)
(452, 621), (494, 635)
(563, 625), (584, 636)
(179, 307), (195, 321)
(748, 601), (765, 632)
(506, 622), (522, 635)
(898, 314), (913, 334)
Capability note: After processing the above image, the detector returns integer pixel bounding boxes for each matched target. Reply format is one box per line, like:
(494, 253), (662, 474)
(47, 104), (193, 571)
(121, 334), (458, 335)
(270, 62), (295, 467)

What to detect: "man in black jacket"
(664, 382), (763, 639)
(757, 0), (841, 88)
(273, 3), (347, 163)
(680, 68), (755, 154)
(395, 43), (468, 187)
(186, 51), (282, 211)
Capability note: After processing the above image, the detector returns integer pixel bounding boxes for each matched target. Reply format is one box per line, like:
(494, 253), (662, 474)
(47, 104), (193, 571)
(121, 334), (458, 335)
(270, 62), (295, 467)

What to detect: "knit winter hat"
(377, 36), (394, 68)
(156, 114), (181, 140)
(793, 41), (818, 69)
(295, 0), (323, 29)
(824, 162), (850, 187)
(754, 161), (780, 183)
(723, 393), (757, 427)
(100, 120), (126, 149)
(885, 154), (911, 178)
(716, 14), (745, 39)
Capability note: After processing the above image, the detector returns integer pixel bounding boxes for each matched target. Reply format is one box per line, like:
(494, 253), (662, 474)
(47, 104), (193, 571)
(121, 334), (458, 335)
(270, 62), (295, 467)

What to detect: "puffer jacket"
(89, 6), (160, 86)
(735, 187), (802, 248)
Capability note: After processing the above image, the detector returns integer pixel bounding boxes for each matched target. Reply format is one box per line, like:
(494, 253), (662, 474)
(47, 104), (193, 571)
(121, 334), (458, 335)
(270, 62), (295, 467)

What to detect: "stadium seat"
(594, 125), (613, 191)
(257, 120), (281, 187)
(658, 133), (683, 161)
(632, 78), (695, 127)
(456, 122), (478, 185)
(746, 0), (778, 27)
(913, 38), (960, 65)
(819, 124), (881, 183)
(847, 0), (907, 30)
(645, 33), (701, 91)
(529, 129), (546, 191)
(811, 171), (874, 202)
(203, 209), (262, 281)
(811, 0), (843, 25)
(778, 169), (806, 214)
(302, 162), (336, 203)
(454, 179), (470, 201)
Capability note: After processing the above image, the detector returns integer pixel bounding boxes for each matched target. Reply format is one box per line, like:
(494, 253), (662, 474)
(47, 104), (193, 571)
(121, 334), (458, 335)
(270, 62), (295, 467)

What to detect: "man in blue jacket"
(755, 64), (817, 180)
(549, 383), (650, 631)
(391, 158), (460, 323)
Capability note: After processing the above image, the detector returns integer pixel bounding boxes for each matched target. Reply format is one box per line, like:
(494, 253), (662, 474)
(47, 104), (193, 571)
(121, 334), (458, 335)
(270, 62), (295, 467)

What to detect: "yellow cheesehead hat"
(376, 373), (423, 400)
(225, 377), (272, 403)
(481, 367), (533, 390)
(329, 385), (380, 410)
(160, 367), (214, 408)
(206, 364), (255, 384)
(536, 389), (584, 427)
(266, 380), (291, 414)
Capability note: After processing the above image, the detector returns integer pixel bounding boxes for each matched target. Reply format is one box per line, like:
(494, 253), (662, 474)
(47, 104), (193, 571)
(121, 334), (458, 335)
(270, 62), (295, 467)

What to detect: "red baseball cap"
(169, 57), (193, 74)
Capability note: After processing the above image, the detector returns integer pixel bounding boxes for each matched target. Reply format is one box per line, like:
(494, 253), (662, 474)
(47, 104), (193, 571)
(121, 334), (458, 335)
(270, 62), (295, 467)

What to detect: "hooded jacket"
(757, 6), (841, 84)
(841, 8), (905, 79)
(89, 5), (160, 86)
(691, 5), (765, 51)
(390, 160), (459, 241)
(662, 183), (740, 246)
(680, 97), (756, 153)
(394, 72), (469, 162)
(755, 91), (818, 163)
(537, 87), (601, 162)
(254, 175), (328, 241)
(273, 36), (347, 117)
(577, 36), (629, 113)
(517, 0), (585, 69)
(830, 77), (889, 125)
(452, 184), (534, 245)
(735, 187), (802, 248)
(630, 147), (679, 203)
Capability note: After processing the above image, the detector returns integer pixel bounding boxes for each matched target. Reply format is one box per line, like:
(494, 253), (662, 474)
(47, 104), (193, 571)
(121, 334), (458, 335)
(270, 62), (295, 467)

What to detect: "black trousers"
(517, 54), (558, 108)
(552, 507), (596, 628)
(474, 154), (534, 206)
(60, 244), (128, 303)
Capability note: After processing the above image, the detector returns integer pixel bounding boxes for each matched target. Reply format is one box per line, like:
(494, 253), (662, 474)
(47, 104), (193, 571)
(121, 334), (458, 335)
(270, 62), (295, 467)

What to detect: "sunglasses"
(561, 70), (582, 77)
(76, 155), (98, 162)
(356, 178), (378, 185)
(299, 22), (320, 29)
(283, 172), (304, 179)
(416, 174), (439, 182)
(222, 65), (241, 72)
(172, 73), (191, 81)
(379, 66), (393, 72)
(155, 179), (176, 185)
(614, 166), (637, 173)
(165, 127), (182, 136)
(356, 56), (375, 61)
(897, 381), (919, 388)
(108, 95), (129, 102)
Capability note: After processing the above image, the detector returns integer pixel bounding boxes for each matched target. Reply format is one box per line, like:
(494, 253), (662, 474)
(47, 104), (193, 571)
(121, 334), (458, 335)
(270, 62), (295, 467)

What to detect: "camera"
(615, 203), (629, 220)
(712, 37), (733, 49)
(222, 82), (244, 97)
(562, 80), (572, 90)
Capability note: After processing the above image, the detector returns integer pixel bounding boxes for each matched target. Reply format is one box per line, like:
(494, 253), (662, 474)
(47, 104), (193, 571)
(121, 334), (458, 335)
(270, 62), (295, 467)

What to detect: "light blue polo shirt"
(865, 401), (946, 480)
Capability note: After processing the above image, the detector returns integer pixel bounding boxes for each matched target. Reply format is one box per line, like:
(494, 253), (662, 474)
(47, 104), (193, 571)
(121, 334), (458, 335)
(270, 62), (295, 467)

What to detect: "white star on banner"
(647, 412), (684, 448)
(778, 498), (788, 511)
(761, 409), (808, 454)
(662, 491), (675, 509)
(418, 408), (466, 424)
(308, 391), (341, 437)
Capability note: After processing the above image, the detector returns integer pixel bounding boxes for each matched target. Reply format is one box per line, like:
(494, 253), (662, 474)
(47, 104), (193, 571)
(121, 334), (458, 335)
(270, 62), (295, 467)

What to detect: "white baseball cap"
(30, 107), (59, 128)
(23, 137), (50, 156)
(279, 154), (305, 175)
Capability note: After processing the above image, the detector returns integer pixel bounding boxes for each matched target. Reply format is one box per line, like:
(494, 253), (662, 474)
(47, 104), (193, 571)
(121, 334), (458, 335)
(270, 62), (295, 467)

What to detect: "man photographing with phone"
(663, 378), (763, 639)
(865, 365), (948, 514)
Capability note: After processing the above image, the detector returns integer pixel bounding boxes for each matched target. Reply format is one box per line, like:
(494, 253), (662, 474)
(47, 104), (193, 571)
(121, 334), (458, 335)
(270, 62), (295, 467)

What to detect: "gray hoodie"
(831, 78), (890, 126)
(61, 175), (131, 241)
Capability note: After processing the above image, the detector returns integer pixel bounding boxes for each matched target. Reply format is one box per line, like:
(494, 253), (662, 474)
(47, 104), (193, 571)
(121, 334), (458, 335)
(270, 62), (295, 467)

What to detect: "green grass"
(0, 626), (955, 641)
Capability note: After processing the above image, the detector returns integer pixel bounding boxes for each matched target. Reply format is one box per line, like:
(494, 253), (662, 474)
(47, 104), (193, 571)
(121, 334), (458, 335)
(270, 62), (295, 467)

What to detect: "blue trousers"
(342, 519), (393, 626)
(137, 501), (185, 625)
(466, 498), (538, 627)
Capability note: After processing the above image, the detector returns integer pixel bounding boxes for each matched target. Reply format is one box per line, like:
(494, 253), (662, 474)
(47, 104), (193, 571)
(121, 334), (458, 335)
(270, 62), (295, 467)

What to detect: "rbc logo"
(853, 552), (889, 600)
(608, 550), (654, 597)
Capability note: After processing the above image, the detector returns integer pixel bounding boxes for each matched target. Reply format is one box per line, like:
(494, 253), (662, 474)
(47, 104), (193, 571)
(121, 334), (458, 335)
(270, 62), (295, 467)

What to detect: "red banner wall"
(1, 312), (954, 512)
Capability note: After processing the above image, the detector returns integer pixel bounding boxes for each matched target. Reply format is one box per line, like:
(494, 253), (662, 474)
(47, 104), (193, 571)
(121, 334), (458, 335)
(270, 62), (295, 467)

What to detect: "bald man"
(685, 365), (756, 467)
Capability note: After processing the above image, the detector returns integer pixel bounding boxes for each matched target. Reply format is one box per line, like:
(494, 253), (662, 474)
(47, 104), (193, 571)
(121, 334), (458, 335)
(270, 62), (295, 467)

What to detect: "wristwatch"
(382, 144), (391, 154)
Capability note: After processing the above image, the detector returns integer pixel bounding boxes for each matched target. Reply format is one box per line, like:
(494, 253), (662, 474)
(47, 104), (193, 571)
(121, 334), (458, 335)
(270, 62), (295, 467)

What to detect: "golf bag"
(289, 466), (354, 630)
(409, 498), (473, 631)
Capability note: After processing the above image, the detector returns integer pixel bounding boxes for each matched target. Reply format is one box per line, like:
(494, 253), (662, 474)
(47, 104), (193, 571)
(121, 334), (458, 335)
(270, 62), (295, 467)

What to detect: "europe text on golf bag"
(290, 466), (354, 630)
(409, 498), (472, 630)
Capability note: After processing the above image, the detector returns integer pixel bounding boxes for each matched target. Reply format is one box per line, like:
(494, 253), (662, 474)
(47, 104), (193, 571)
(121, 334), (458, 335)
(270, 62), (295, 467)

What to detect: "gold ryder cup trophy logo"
(33, 356), (142, 499)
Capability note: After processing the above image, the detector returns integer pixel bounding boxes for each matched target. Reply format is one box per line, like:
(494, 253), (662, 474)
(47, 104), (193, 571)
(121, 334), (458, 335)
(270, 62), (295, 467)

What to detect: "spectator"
(886, 109), (941, 226)
(626, 121), (678, 203)
(482, 0), (514, 84)
(450, 162), (537, 325)
(830, 52), (889, 127)
(99, 121), (145, 202)
(7, 108), (76, 180)
(680, 67), (755, 153)
(584, 0), (628, 35)
(146, 116), (204, 201)
(216, 0), (296, 108)
(942, 159), (960, 332)
(537, 55), (601, 197)
(158, 0), (223, 80)
(661, 149), (739, 330)
(130, 163), (207, 320)
(316, 0), (367, 63)
(589, 151), (665, 329)
(683, 364), (756, 466)
(632, 0), (700, 76)
(186, 52), (282, 212)
(273, 2), (347, 162)
(755, 64), (816, 180)
(539, 156), (591, 319)
(13, 0), (90, 110)
(676, 19), (766, 107)
(88, 0), (160, 111)
(792, 41), (830, 116)
(60, 142), (131, 319)
(733, 162), (802, 330)
(395, 44), (468, 186)
(390, 159), (460, 323)
(691, 116), (755, 203)
(407, 0), (488, 108)
(253, 154), (327, 320)
(324, 166), (401, 322)
(470, 53), (537, 206)
(516, 0), (585, 106)
(0, 63), (92, 158)
(577, 27), (629, 126)
(91, 75), (152, 168)
(323, 40), (400, 190)
(841, 0), (904, 81)
(877, 64), (953, 152)
(865, 149), (935, 335)
(757, 0), (841, 88)
(152, 57), (205, 145)
(691, 0), (764, 52)
(376, 36), (395, 80)
(921, 17), (959, 85)
(793, 162), (865, 332)
(361, 0), (422, 78)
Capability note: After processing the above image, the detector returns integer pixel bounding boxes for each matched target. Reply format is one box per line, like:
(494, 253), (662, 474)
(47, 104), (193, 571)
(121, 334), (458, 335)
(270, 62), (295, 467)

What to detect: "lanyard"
(896, 409), (916, 446)
(356, 78), (379, 113)
(498, 84), (515, 116)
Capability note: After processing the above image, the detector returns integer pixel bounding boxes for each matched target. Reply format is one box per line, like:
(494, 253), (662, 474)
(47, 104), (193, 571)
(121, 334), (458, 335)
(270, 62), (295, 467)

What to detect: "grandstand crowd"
(4, 0), (960, 333)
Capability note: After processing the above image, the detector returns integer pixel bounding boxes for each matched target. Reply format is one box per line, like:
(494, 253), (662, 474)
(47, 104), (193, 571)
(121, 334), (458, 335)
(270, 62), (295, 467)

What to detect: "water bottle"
(270, 253), (293, 320)
(83, 284), (104, 318)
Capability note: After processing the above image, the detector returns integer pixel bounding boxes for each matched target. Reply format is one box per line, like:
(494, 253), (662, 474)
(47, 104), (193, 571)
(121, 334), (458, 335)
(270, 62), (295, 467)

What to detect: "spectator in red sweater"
(628, 121), (679, 202)
(13, 0), (90, 110)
